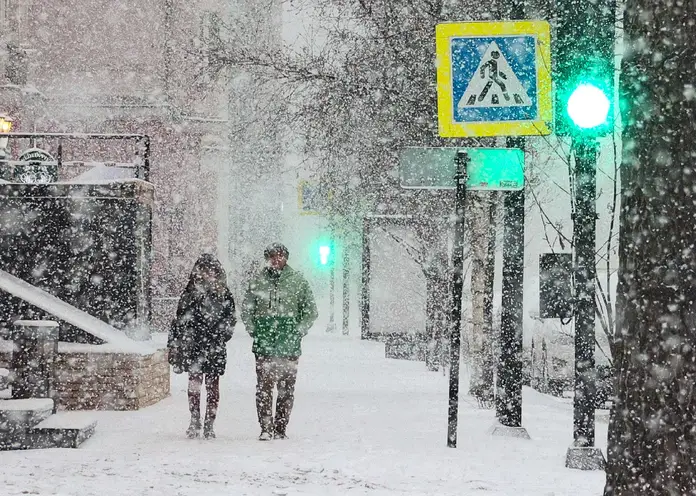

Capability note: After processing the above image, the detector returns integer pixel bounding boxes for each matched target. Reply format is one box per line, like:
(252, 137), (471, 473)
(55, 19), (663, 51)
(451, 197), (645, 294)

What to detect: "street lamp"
(0, 116), (13, 133)
(0, 116), (13, 159)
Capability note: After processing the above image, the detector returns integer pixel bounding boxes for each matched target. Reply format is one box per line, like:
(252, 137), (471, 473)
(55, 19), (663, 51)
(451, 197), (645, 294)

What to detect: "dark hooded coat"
(167, 255), (236, 375)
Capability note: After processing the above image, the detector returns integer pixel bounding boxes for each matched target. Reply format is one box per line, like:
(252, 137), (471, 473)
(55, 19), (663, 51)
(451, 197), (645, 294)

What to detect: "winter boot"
(186, 417), (201, 439)
(273, 419), (287, 440)
(258, 415), (274, 441)
(204, 407), (217, 440)
(203, 422), (216, 439)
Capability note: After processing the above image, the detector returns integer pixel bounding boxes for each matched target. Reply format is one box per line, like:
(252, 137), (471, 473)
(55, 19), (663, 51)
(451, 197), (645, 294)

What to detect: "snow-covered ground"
(0, 333), (607, 495)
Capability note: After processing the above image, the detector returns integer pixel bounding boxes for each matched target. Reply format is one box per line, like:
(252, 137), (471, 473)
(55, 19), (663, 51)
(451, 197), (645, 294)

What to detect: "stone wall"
(0, 181), (154, 342)
(0, 346), (170, 411)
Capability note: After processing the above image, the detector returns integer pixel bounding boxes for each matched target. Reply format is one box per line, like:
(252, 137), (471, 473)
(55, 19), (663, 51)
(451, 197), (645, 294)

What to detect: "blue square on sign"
(450, 36), (537, 123)
(302, 184), (316, 211)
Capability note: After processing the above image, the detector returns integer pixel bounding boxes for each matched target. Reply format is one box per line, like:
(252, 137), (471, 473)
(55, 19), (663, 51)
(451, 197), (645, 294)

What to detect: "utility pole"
(447, 150), (468, 448)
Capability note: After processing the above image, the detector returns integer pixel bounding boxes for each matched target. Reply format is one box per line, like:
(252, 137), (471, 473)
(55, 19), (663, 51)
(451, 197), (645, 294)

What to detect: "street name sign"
(399, 147), (524, 190)
(435, 20), (552, 137)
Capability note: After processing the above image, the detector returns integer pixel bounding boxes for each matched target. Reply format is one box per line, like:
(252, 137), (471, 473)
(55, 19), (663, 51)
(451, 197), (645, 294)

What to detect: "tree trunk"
(469, 192), (494, 403)
(604, 2), (696, 494)
(422, 226), (450, 372)
(482, 192), (497, 389)
(425, 268), (449, 371)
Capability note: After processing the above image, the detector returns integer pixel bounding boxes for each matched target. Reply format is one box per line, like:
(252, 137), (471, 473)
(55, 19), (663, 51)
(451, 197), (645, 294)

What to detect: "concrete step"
(0, 411), (97, 450)
(27, 412), (97, 449)
(0, 398), (54, 430)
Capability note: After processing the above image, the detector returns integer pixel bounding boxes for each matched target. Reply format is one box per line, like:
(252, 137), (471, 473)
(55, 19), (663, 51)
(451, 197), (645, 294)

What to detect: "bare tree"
(528, 135), (620, 366)
(604, 0), (696, 493)
(468, 192), (495, 403)
(215, 0), (512, 357)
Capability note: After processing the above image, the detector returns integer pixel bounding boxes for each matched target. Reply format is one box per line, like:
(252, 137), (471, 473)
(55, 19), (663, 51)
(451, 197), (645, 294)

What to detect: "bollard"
(10, 320), (59, 411)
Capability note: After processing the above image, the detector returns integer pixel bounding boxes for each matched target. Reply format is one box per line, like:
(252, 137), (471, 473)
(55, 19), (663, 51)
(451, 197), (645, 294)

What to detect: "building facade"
(0, 0), (233, 330)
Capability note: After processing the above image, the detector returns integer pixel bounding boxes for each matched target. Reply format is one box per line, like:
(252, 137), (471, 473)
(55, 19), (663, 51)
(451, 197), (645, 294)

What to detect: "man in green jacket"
(241, 242), (318, 440)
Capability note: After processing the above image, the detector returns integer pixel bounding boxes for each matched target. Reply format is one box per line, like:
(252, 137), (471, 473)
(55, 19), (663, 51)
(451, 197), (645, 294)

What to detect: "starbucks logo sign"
(14, 148), (58, 183)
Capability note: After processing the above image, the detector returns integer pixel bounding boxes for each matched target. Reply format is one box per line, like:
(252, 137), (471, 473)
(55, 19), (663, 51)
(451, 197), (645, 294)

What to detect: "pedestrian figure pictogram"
(458, 41), (532, 109)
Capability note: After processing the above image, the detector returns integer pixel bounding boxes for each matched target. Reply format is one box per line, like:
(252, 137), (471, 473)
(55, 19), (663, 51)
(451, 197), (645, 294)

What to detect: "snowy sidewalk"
(0, 333), (606, 495)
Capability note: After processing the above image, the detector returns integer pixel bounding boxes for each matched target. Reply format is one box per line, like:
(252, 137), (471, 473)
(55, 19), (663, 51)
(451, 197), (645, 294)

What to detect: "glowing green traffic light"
(311, 238), (335, 269)
(566, 83), (611, 130)
(319, 245), (331, 265)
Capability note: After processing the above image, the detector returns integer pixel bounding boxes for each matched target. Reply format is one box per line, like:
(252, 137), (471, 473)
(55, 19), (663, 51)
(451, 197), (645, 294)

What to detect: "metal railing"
(0, 132), (151, 181)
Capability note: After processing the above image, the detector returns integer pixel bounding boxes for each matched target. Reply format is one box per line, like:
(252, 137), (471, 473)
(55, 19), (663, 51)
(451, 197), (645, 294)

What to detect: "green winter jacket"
(241, 265), (318, 357)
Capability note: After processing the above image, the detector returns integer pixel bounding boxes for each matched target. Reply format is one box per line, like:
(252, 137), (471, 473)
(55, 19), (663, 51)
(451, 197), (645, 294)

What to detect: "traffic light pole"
(447, 150), (468, 448)
(489, 0), (528, 440)
(342, 236), (350, 335)
(565, 137), (605, 470)
(327, 263), (336, 333)
(492, 136), (530, 440)
(326, 225), (337, 333)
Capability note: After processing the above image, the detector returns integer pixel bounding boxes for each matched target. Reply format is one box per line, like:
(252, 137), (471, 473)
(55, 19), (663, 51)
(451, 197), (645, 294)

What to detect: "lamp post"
(0, 116), (13, 159)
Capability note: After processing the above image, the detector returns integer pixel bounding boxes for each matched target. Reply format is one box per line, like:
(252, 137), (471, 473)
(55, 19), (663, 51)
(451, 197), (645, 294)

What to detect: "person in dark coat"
(168, 254), (236, 439)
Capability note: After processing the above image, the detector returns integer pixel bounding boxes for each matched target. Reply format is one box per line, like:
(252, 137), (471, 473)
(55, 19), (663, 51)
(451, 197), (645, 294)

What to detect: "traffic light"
(319, 244), (331, 266)
(566, 83), (611, 130)
(311, 238), (335, 269)
(555, 0), (616, 137)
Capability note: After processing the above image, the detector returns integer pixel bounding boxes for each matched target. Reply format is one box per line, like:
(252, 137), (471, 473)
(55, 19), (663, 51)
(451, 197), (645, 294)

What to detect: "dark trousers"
(188, 373), (220, 426)
(255, 356), (299, 434)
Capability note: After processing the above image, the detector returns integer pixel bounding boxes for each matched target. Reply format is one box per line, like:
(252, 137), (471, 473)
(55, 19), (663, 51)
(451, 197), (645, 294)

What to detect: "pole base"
(488, 422), (531, 439)
(325, 321), (336, 333)
(565, 446), (605, 470)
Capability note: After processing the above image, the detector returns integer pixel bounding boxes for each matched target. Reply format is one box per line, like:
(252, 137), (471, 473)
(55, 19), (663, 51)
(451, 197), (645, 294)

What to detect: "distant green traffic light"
(311, 238), (335, 269)
(319, 245), (331, 266)
(566, 83), (611, 130)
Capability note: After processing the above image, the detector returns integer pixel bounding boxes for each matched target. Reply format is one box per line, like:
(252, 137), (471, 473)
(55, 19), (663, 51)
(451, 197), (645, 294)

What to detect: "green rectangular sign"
(399, 147), (524, 190)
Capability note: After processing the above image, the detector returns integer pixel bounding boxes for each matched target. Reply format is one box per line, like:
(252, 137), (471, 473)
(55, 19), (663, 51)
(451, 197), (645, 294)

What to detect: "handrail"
(0, 132), (151, 181)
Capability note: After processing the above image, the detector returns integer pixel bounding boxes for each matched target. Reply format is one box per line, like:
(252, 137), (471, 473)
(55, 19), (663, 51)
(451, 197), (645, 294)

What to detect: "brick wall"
(0, 348), (170, 411)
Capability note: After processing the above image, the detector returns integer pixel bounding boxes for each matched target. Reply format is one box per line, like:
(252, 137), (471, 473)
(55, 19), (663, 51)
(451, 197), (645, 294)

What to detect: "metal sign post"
(448, 150), (468, 448)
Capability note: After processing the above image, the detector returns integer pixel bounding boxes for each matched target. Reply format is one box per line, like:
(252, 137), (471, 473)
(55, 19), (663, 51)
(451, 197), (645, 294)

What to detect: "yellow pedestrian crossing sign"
(436, 20), (552, 138)
(298, 180), (331, 215)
